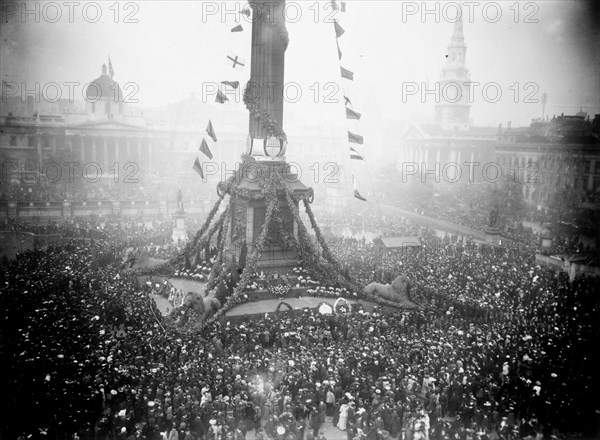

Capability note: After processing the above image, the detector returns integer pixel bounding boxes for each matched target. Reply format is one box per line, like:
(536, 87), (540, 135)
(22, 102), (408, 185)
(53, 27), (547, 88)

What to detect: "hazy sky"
(1, 0), (599, 131)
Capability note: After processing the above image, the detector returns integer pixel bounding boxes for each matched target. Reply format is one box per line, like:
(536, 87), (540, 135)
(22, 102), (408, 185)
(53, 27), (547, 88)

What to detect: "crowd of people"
(1, 202), (598, 440)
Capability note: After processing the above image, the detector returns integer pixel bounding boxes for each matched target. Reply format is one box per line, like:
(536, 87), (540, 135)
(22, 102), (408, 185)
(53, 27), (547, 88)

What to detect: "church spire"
(450, 16), (465, 47)
(435, 14), (471, 131)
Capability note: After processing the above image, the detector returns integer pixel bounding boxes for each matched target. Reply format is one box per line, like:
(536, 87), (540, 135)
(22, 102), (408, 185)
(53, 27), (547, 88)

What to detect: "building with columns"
(0, 62), (246, 189)
(399, 19), (497, 182)
(495, 113), (600, 211)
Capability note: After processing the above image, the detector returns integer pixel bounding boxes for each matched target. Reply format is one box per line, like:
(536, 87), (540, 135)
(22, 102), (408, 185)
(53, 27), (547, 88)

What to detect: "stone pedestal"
(541, 235), (553, 249)
(222, 161), (312, 274)
(172, 210), (188, 245)
(484, 227), (502, 245)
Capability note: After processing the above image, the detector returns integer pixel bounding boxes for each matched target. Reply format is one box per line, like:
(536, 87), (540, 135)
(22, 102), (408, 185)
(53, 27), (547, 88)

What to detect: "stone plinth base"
(484, 227), (501, 245)
(541, 235), (553, 248)
(172, 211), (188, 245)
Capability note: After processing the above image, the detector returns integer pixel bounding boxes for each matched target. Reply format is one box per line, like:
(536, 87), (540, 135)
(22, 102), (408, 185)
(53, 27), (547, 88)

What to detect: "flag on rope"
(348, 131), (364, 144)
(340, 66), (354, 80)
(334, 20), (345, 38)
(352, 175), (367, 201)
(199, 138), (213, 160)
(337, 39), (342, 60)
(227, 54), (246, 70)
(193, 157), (204, 179)
(231, 24), (244, 32)
(346, 107), (361, 120)
(215, 90), (229, 104)
(108, 56), (115, 78)
(206, 120), (217, 142)
(221, 81), (240, 89)
(344, 95), (352, 106)
(350, 147), (364, 160)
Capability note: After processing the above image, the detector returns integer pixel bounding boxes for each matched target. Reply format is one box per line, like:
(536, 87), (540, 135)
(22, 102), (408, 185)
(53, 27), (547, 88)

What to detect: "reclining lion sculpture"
(364, 275), (419, 307)
(176, 292), (222, 327)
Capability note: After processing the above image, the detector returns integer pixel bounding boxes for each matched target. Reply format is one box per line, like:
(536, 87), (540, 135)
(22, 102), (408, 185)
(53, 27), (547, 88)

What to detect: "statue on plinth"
(176, 189), (184, 212)
(488, 205), (499, 229)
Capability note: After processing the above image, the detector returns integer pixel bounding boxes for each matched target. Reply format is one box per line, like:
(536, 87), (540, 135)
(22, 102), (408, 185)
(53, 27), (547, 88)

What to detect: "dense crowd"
(1, 206), (599, 440)
(0, 180), (216, 203)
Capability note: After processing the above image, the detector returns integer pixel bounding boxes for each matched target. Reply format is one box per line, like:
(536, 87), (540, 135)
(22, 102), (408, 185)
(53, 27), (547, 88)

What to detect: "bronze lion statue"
(176, 292), (222, 327)
(364, 275), (419, 307)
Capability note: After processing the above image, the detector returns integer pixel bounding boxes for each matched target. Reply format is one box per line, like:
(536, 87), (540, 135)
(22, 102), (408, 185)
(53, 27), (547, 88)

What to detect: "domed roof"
(85, 64), (123, 102)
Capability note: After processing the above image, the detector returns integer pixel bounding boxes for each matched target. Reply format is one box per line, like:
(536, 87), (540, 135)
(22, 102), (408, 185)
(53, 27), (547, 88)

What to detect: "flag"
(346, 107), (361, 120)
(340, 66), (354, 80)
(108, 56), (114, 78)
(334, 20), (345, 38)
(221, 81), (240, 89)
(341, 1), (346, 12)
(193, 157), (204, 179)
(199, 138), (213, 160)
(215, 90), (228, 104)
(337, 40), (342, 60)
(231, 24), (244, 32)
(206, 120), (217, 142)
(227, 54), (245, 70)
(344, 95), (352, 106)
(348, 131), (364, 144)
(350, 147), (364, 160)
(352, 175), (367, 201)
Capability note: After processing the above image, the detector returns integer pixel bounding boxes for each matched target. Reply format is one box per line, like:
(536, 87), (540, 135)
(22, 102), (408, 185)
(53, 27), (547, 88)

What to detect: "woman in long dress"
(337, 403), (350, 431)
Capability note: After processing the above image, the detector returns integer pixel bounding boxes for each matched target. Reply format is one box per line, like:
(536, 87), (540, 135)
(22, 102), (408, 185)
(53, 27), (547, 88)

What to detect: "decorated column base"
(223, 158), (311, 274)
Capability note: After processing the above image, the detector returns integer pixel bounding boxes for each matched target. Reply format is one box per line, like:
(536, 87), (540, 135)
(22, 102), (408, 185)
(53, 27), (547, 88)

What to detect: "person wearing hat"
(338, 400), (350, 431)
(162, 422), (178, 440)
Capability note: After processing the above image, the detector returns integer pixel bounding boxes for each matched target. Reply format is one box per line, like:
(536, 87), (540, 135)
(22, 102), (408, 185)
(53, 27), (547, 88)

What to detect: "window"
(9, 135), (17, 146)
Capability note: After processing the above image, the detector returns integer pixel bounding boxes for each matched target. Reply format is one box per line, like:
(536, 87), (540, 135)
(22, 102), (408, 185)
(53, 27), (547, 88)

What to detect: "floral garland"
(303, 199), (347, 276)
(243, 86), (287, 142)
(172, 195), (224, 266)
(206, 173), (277, 324)
(248, 0), (290, 50)
(245, 1), (292, 143)
(206, 204), (232, 291)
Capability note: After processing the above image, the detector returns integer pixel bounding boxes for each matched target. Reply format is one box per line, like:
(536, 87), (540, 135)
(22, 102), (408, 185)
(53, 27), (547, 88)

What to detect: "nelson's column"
(218, 0), (314, 273)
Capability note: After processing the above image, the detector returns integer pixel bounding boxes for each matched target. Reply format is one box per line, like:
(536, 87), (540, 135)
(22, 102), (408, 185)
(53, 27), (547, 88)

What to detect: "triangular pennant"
(227, 54), (245, 70)
(344, 95), (352, 106)
(215, 90), (229, 104)
(340, 66), (354, 80)
(199, 138), (213, 160)
(206, 120), (217, 142)
(348, 131), (363, 144)
(352, 175), (367, 201)
(221, 81), (240, 89)
(341, 2), (346, 12)
(354, 189), (367, 201)
(231, 25), (244, 32)
(337, 39), (342, 60)
(334, 20), (345, 38)
(350, 147), (364, 160)
(346, 107), (361, 120)
(193, 157), (204, 179)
